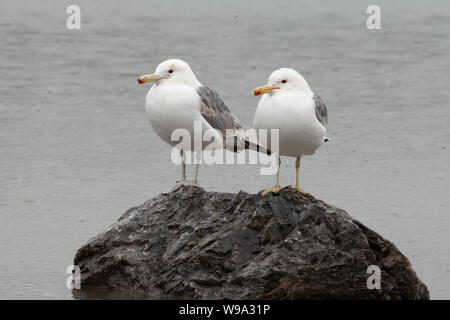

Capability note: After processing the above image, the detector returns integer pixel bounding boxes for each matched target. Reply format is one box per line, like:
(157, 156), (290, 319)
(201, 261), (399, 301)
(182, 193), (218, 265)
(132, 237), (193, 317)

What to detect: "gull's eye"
(168, 69), (174, 73)
(281, 79), (287, 84)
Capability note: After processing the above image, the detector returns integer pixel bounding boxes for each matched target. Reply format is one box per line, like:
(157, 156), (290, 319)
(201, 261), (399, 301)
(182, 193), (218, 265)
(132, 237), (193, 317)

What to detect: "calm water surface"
(0, 0), (449, 299)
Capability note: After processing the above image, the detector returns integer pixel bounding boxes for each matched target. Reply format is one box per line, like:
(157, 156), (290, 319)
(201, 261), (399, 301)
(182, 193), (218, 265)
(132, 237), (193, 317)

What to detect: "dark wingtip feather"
(244, 140), (272, 155)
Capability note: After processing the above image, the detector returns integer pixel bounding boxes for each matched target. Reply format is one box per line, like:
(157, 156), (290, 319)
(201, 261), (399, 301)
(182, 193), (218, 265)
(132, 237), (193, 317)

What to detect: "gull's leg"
(294, 156), (310, 195)
(193, 163), (200, 185)
(168, 149), (198, 193)
(177, 148), (187, 182)
(276, 156), (280, 187)
(181, 149), (186, 181)
(191, 151), (201, 186)
(164, 149), (193, 194)
(262, 156), (287, 196)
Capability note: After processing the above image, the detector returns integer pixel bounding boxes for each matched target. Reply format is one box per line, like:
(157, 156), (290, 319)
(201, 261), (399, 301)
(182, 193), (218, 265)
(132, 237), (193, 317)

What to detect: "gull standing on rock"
(253, 68), (329, 196)
(138, 59), (268, 191)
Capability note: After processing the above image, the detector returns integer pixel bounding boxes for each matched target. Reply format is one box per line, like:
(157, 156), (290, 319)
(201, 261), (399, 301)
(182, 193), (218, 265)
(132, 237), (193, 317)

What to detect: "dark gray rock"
(74, 186), (429, 299)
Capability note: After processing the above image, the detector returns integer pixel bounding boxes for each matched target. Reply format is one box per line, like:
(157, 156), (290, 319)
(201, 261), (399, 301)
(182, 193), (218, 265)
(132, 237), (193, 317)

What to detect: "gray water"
(1, 0), (449, 299)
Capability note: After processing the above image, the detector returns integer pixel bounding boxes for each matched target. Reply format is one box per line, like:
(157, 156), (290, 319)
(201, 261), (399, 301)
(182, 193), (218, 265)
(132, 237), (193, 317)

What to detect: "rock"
(74, 186), (429, 299)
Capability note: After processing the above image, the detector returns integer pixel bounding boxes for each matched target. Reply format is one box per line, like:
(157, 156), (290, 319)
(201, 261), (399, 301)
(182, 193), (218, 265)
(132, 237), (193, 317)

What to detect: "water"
(0, 0), (449, 299)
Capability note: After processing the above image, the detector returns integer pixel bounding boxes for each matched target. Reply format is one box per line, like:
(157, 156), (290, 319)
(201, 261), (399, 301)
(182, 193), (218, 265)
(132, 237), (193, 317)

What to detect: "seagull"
(138, 59), (268, 191)
(253, 68), (329, 196)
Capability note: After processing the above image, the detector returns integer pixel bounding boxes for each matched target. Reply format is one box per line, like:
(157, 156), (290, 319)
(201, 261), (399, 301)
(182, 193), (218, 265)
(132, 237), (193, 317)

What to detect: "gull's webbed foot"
(165, 180), (200, 193)
(262, 185), (290, 196)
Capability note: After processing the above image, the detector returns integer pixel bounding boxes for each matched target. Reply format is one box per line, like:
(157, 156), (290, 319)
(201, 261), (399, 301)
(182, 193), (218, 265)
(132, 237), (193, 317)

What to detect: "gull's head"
(253, 68), (312, 96)
(138, 59), (200, 87)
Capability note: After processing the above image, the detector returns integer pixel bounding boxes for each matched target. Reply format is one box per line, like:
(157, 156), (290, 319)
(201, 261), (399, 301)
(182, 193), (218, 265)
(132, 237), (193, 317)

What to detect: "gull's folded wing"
(196, 86), (270, 154)
(313, 93), (328, 126)
(197, 86), (242, 135)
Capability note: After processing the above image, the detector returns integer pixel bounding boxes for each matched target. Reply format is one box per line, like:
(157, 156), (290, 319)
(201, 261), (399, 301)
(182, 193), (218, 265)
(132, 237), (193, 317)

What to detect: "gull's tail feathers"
(243, 140), (272, 155)
(223, 135), (272, 155)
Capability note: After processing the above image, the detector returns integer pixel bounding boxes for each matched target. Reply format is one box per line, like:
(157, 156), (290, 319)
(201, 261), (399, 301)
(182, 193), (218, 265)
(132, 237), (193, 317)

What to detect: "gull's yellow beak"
(253, 84), (280, 96)
(137, 73), (164, 84)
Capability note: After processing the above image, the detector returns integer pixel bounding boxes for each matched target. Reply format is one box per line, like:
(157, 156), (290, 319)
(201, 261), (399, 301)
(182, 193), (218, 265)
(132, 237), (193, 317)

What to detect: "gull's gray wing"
(197, 86), (271, 154)
(313, 93), (328, 126)
(197, 86), (242, 135)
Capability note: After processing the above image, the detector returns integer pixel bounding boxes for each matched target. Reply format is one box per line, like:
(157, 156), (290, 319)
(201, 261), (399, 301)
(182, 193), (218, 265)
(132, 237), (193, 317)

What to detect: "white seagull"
(253, 68), (329, 196)
(138, 59), (268, 190)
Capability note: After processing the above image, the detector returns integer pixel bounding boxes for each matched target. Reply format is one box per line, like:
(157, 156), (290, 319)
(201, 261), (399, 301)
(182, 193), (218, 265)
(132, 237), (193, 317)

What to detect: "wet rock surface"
(74, 186), (429, 299)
